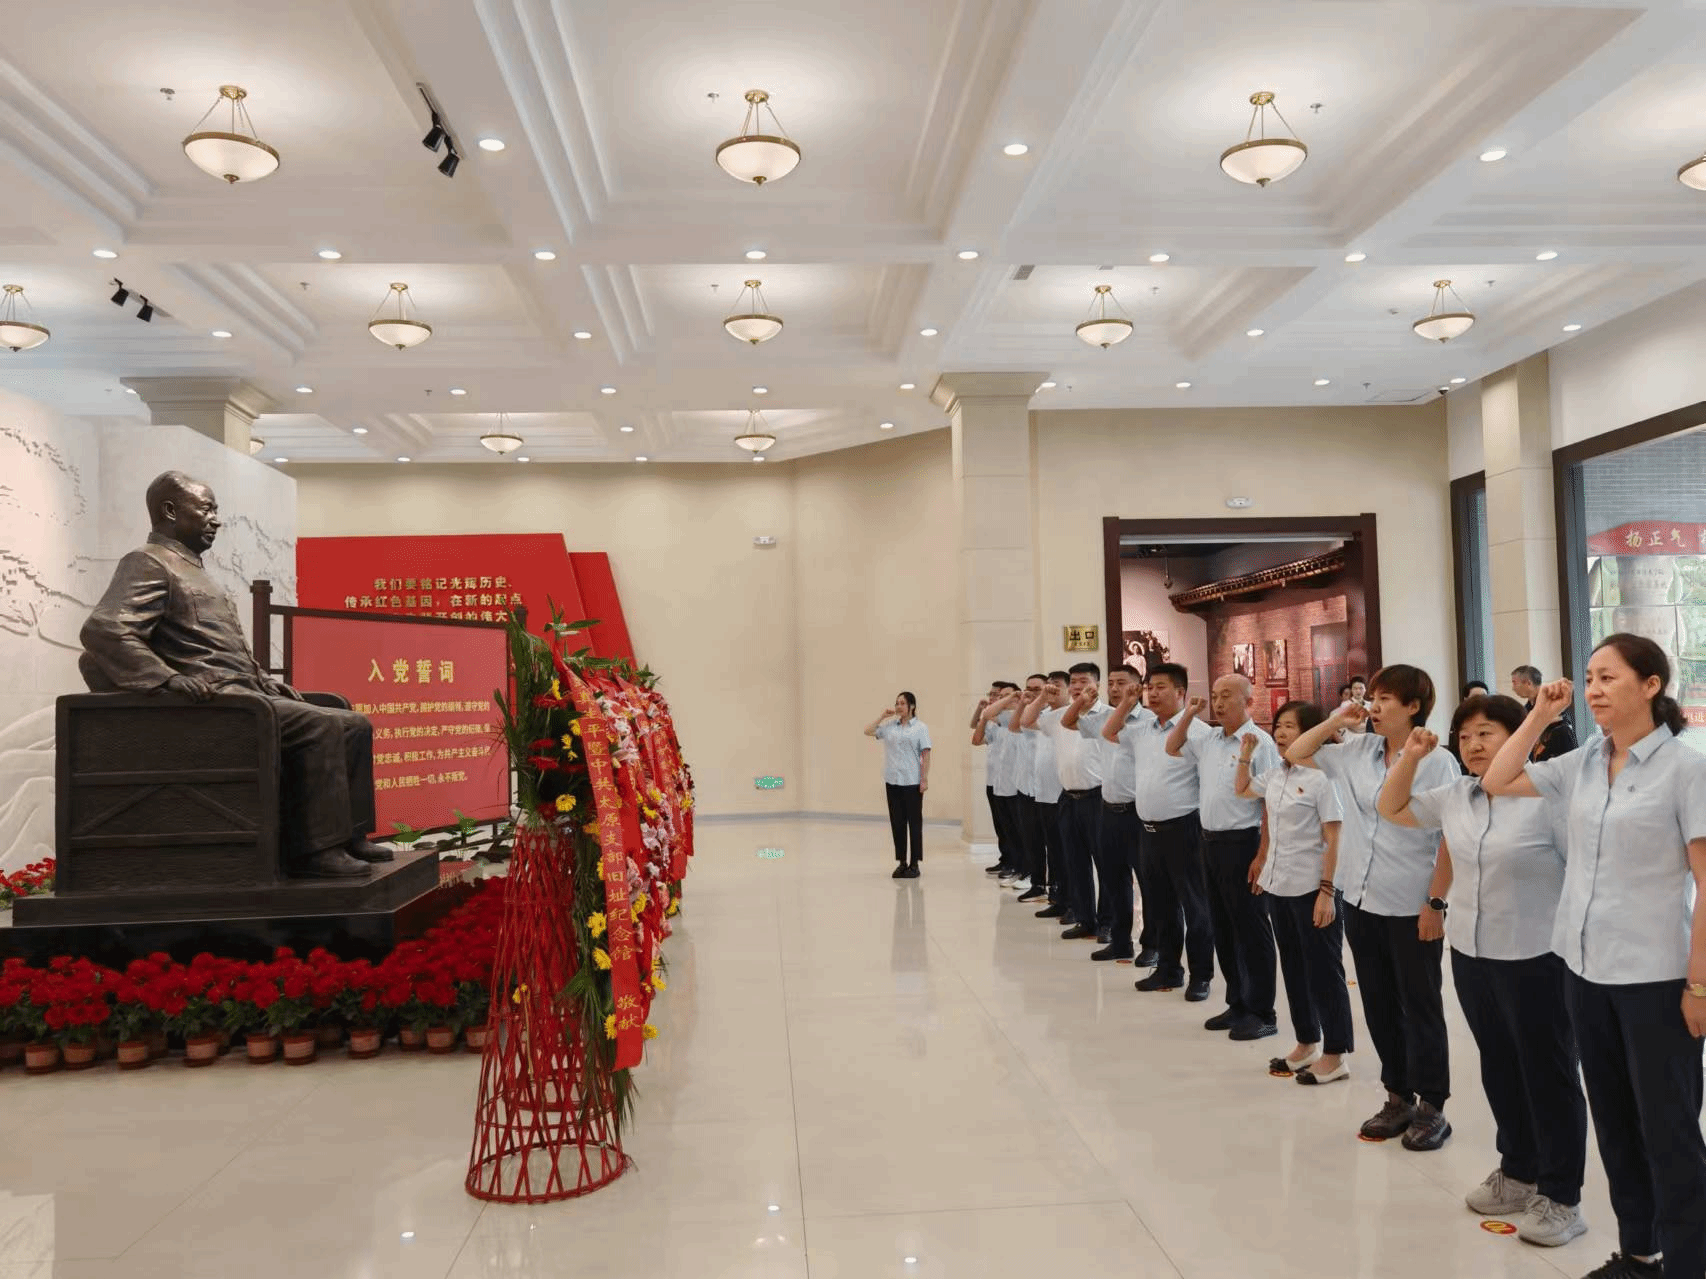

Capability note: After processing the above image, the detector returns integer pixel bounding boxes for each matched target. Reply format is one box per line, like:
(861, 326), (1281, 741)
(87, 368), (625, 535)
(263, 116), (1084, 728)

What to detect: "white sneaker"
(1517, 1196), (1586, 1248)
(1465, 1168), (1537, 1217)
(1008, 876), (1031, 891)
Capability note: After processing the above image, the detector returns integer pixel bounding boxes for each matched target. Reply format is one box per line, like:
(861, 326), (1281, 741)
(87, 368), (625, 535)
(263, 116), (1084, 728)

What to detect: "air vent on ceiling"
(1012, 264), (1034, 281)
(1366, 388), (1437, 404)
(1098, 264), (1115, 271)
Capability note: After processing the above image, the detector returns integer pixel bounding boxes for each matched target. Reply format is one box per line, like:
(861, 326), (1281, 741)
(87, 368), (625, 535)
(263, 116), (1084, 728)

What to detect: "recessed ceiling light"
(1479, 148), (1507, 163)
(211, 329), (232, 338)
(1246, 328), (1264, 337)
(533, 250), (557, 261)
(317, 248), (342, 260)
(1148, 252), (1170, 263)
(957, 249), (980, 260)
(1562, 323), (1582, 332)
(899, 382), (915, 390)
(124, 387), (138, 395)
(573, 331), (592, 340)
(752, 385), (769, 394)
(600, 385), (617, 395)
(1176, 381), (1192, 389)
(1037, 381), (1056, 390)
(92, 248), (119, 260)
(352, 427), (368, 434)
(1003, 143), (1029, 156)
(1536, 250), (1558, 261)
(767, 1205), (781, 1213)
(752, 454), (765, 462)
(396, 455), (411, 462)
(517, 455), (530, 462)
(635, 455), (648, 462)
(295, 385), (313, 394)
(745, 249), (767, 261)
(1344, 251), (1367, 263)
(919, 327), (938, 337)
(477, 138), (506, 152)
(1314, 378), (1331, 386)
(449, 387), (467, 395)
(879, 421), (895, 430)
(273, 457), (289, 464)
(619, 424), (635, 433)
(1450, 377), (1467, 385)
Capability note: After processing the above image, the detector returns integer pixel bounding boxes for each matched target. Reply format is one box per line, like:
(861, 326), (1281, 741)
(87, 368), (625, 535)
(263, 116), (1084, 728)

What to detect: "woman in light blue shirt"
(1378, 693), (1587, 1249)
(1483, 634), (1706, 1279)
(866, 693), (931, 879)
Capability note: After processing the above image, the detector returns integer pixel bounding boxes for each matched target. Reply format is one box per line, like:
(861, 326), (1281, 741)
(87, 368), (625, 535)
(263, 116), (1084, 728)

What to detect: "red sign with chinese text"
(289, 615), (510, 833)
(297, 534), (633, 660)
(1586, 523), (1706, 556)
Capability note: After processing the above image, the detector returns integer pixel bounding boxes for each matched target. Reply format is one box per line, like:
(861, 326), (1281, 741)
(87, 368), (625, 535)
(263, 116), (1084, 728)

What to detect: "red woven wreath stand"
(464, 821), (630, 1202)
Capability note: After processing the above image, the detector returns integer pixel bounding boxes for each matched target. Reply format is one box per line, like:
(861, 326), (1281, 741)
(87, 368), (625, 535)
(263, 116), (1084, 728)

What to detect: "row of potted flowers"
(0, 856), (55, 908)
(0, 877), (505, 1074)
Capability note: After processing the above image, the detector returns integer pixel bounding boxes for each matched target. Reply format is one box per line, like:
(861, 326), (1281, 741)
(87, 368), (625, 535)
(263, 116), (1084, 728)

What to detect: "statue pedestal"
(2, 847), (449, 965)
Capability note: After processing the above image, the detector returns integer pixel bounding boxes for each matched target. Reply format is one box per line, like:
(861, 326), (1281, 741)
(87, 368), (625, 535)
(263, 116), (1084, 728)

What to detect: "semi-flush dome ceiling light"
(247, 437), (265, 456)
(1679, 149), (1706, 190)
(0, 285), (49, 352)
(715, 90), (800, 186)
(1076, 283), (1132, 349)
(1413, 279), (1475, 342)
(480, 412), (525, 454)
(183, 85), (280, 184)
(1220, 91), (1307, 187)
(724, 279), (783, 344)
(734, 408), (777, 452)
(369, 282), (432, 349)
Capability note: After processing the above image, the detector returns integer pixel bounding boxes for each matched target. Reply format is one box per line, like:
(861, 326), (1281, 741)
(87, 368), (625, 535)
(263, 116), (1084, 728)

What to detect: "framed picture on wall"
(1264, 638), (1288, 685)
(1120, 629), (1171, 682)
(1269, 685), (1290, 723)
(1232, 643), (1256, 682)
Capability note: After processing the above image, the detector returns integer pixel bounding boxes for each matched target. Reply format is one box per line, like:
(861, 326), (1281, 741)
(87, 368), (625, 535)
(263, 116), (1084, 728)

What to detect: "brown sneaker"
(1400, 1101), (1452, 1151)
(1358, 1092), (1415, 1140)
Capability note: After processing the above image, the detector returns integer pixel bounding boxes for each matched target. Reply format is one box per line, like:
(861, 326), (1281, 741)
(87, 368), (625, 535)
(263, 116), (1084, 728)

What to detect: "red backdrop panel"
(297, 534), (633, 660)
(290, 615), (510, 833)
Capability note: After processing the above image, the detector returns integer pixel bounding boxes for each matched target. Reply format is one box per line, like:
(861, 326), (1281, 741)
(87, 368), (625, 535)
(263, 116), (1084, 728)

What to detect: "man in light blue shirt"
(971, 681), (1021, 874)
(1026, 661), (1106, 936)
(867, 692), (931, 877)
(1070, 664), (1147, 961)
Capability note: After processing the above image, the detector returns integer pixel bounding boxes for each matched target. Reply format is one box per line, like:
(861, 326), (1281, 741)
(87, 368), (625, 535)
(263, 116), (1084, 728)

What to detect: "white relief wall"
(0, 387), (296, 875)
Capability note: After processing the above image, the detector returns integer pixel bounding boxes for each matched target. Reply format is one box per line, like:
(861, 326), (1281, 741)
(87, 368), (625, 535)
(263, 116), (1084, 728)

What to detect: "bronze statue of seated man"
(78, 470), (389, 879)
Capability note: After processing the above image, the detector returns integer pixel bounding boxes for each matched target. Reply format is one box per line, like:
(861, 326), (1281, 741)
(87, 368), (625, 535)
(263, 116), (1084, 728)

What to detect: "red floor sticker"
(1480, 1221), (1518, 1235)
(1356, 1133), (1386, 1143)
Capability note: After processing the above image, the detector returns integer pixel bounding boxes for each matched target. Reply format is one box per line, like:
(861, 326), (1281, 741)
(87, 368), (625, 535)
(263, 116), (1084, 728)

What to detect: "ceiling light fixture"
(248, 438), (265, 456)
(1037, 381), (1056, 390)
(449, 387), (467, 395)
(1562, 322), (1582, 332)
(368, 282), (432, 349)
(1246, 328), (1264, 337)
(317, 249), (342, 261)
(1479, 148), (1507, 163)
(1176, 381), (1192, 389)
(1076, 284), (1133, 348)
(918, 327), (938, 337)
(752, 385), (769, 394)
(477, 137), (506, 152)
(92, 248), (118, 260)
(1220, 91), (1307, 187)
(1314, 378), (1331, 386)
(744, 248), (768, 261)
(182, 85), (280, 184)
(396, 455), (411, 462)
(295, 385), (313, 394)
(573, 331), (592, 340)
(619, 424), (635, 433)
(1412, 279), (1475, 342)
(734, 408), (777, 452)
(1148, 252), (1170, 263)
(635, 455), (648, 463)
(1679, 147), (1706, 189)
(273, 456), (288, 464)
(957, 249), (980, 260)
(352, 426), (368, 434)
(1536, 250), (1558, 261)
(517, 455), (530, 462)
(879, 421), (895, 430)
(1345, 251), (1367, 263)
(533, 250), (557, 261)
(0, 285), (49, 352)
(210, 329), (233, 338)
(715, 90), (800, 186)
(752, 455), (765, 462)
(600, 385), (617, 395)
(899, 382), (915, 390)
(480, 412), (525, 454)
(724, 279), (783, 344)
(1450, 377), (1467, 385)
(1003, 142), (1029, 156)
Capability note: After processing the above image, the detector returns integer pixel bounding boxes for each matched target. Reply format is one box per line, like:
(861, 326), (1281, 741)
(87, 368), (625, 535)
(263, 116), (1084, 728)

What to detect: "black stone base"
(2, 848), (455, 965)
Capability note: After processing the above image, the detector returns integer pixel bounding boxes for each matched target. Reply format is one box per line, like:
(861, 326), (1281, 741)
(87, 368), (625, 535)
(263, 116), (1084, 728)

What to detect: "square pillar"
(1480, 352), (1561, 682)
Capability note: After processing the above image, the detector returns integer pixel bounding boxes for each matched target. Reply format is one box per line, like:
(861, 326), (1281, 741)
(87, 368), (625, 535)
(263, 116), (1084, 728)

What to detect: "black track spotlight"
(422, 118), (445, 152)
(136, 298), (154, 323)
(437, 148), (460, 178)
(111, 281), (129, 306)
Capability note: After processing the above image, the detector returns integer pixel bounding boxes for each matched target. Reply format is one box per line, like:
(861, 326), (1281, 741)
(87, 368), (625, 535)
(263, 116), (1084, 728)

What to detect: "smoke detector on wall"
(1226, 496), (1253, 509)
(753, 535), (778, 548)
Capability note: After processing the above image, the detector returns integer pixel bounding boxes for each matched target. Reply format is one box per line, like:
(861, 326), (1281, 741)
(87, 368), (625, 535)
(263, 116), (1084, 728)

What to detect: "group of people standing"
(929, 636), (1706, 1279)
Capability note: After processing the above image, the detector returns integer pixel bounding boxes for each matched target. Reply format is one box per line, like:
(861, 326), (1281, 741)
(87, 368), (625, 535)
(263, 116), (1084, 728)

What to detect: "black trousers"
(1032, 799), (1060, 893)
(1269, 891), (1354, 1054)
(1343, 902), (1449, 1110)
(1010, 793), (1041, 882)
(986, 785), (1016, 866)
(1202, 827), (1277, 1022)
(1134, 821), (1165, 952)
(1058, 789), (1102, 926)
(1099, 803), (1139, 945)
(1140, 811), (1213, 986)
(884, 783), (923, 864)
(274, 698), (375, 865)
(1451, 950), (1586, 1204)
(1567, 973), (1706, 1273)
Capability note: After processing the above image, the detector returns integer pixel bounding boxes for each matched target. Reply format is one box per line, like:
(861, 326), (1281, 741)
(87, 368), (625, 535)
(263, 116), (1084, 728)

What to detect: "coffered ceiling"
(4, 0), (1706, 464)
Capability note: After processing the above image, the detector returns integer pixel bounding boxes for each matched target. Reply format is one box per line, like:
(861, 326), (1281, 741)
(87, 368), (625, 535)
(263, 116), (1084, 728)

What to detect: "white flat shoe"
(1269, 1047), (1321, 1077)
(1296, 1061), (1350, 1086)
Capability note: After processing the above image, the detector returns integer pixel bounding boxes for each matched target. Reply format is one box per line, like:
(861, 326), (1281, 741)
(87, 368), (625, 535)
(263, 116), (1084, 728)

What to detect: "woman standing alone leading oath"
(866, 693), (931, 879)
(1483, 634), (1706, 1279)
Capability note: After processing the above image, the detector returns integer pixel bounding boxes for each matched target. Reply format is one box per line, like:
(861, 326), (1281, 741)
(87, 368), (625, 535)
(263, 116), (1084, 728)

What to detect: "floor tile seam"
(773, 889), (812, 1279)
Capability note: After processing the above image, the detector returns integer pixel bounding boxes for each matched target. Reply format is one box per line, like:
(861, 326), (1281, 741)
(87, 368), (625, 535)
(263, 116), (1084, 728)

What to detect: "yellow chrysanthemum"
(642, 1024), (658, 1040)
(587, 912), (606, 938)
(548, 678), (562, 701)
(642, 806), (659, 820)
(681, 796), (695, 811)
(666, 900), (680, 917)
(510, 983), (528, 1004)
(568, 721), (582, 737)
(651, 973), (667, 993)
(560, 734), (577, 757)
(630, 901), (644, 923)
(592, 948), (612, 970)
(554, 793), (576, 813)
(603, 1014), (616, 1039)
(647, 787), (663, 802)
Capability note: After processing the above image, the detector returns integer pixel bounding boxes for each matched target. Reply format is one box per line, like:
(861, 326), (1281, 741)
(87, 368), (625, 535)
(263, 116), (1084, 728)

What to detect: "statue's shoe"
(346, 838), (395, 863)
(296, 849), (372, 878)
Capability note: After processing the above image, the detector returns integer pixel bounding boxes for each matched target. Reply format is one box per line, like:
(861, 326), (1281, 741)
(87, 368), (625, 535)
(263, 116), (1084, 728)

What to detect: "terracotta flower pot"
(117, 1040), (152, 1070)
(245, 1033), (279, 1064)
(426, 1025), (456, 1054)
(347, 1027), (383, 1059)
(464, 1025), (489, 1053)
(216, 1030), (233, 1056)
(146, 1029), (169, 1060)
(183, 1034), (222, 1067)
(0, 1038), (25, 1068)
(62, 1041), (98, 1070)
(25, 1041), (61, 1075)
(94, 1034), (117, 1060)
(281, 1032), (317, 1065)
(398, 1026), (427, 1052)
(316, 1024), (343, 1049)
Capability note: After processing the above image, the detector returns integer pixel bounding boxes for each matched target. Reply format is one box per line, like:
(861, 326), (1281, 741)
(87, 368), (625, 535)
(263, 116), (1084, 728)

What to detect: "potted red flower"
(268, 952), (321, 1064)
(0, 958), (31, 1068)
(330, 959), (384, 1058)
(108, 974), (156, 1069)
(164, 956), (226, 1066)
(306, 949), (346, 1049)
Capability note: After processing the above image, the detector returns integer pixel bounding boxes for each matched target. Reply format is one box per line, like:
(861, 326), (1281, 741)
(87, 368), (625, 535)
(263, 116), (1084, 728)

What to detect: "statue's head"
(145, 471), (220, 553)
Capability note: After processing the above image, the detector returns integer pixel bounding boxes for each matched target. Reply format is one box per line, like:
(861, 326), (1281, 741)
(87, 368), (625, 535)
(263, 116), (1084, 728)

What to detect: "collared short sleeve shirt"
(1189, 721), (1282, 832)
(1526, 725), (1706, 983)
(1316, 734), (1460, 916)
(985, 710), (1019, 796)
(875, 718), (932, 787)
(1253, 765), (1343, 897)
(1408, 778), (1564, 961)
(1131, 711), (1211, 822)
(1042, 703), (1106, 791)
(1029, 725), (1063, 803)
(1076, 706), (1135, 802)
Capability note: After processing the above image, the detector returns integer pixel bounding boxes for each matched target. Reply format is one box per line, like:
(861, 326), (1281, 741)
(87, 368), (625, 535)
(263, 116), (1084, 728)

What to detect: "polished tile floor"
(0, 819), (1671, 1278)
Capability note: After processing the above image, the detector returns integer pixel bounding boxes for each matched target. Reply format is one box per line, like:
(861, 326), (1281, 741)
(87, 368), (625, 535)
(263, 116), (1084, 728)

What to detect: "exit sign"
(754, 776), (785, 790)
(756, 847), (785, 860)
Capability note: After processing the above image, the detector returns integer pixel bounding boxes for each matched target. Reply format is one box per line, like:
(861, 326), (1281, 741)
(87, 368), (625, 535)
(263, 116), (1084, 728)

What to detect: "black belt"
(1063, 787), (1099, 799)
(1139, 812), (1195, 833)
(1201, 827), (1260, 842)
(1102, 800), (1133, 813)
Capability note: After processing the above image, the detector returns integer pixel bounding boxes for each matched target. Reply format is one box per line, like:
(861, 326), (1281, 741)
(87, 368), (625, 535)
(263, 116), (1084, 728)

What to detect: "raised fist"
(1403, 726), (1438, 757)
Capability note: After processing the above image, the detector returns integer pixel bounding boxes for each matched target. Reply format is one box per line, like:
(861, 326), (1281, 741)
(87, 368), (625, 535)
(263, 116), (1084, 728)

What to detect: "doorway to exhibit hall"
(1099, 515), (1383, 730)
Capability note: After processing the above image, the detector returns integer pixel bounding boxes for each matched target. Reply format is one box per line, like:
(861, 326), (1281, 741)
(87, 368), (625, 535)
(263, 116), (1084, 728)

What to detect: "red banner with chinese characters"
(297, 534), (634, 660)
(1586, 522), (1706, 556)
(289, 615), (509, 834)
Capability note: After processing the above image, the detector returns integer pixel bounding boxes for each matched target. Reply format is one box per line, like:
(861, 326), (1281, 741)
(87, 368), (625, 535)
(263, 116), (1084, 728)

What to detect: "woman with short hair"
(866, 692), (931, 878)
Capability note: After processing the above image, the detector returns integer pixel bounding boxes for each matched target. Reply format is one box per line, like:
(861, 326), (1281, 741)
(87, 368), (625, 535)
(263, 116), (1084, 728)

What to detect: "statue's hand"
(164, 674), (214, 702)
(266, 680), (305, 702)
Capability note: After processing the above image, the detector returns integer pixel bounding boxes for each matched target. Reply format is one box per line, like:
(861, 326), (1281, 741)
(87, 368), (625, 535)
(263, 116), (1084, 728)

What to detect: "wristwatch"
(1425, 896), (1449, 913)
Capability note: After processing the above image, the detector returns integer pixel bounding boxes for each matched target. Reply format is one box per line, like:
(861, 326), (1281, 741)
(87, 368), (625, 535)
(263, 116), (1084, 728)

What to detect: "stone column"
(1480, 352), (1560, 682)
(121, 378), (274, 454)
(931, 371), (1048, 844)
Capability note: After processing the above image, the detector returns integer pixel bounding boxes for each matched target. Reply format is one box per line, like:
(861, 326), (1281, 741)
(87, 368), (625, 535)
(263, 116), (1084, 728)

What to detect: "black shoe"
(1134, 948), (1159, 968)
(985, 862), (1011, 875)
(1400, 1101), (1451, 1151)
(1017, 885), (1047, 902)
(1229, 1017), (1279, 1042)
(346, 838), (395, 863)
(1059, 912), (1079, 927)
(1185, 979), (1212, 1002)
(1580, 1255), (1665, 1279)
(892, 863), (909, 879)
(1360, 1092), (1416, 1140)
(901, 864), (921, 879)
(1090, 944), (1134, 962)
(1135, 971), (1181, 992)
(1035, 903), (1066, 919)
(1202, 1009), (1238, 1032)
(1095, 926), (1112, 944)
(1060, 924), (1097, 940)
(295, 849), (371, 879)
